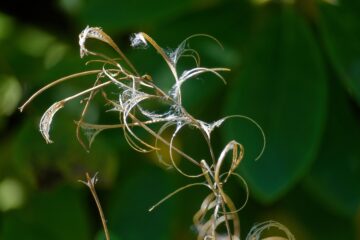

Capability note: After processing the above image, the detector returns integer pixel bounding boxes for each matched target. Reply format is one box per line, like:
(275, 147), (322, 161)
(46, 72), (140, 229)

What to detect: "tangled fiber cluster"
(20, 26), (294, 240)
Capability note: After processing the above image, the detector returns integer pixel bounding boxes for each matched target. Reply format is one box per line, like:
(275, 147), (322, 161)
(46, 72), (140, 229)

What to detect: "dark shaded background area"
(0, 0), (359, 239)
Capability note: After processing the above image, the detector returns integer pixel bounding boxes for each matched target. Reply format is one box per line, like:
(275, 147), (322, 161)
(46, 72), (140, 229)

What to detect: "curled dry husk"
(39, 101), (64, 144)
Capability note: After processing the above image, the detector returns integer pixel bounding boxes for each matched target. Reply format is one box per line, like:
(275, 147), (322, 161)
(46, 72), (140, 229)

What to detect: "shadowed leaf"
(223, 6), (327, 202)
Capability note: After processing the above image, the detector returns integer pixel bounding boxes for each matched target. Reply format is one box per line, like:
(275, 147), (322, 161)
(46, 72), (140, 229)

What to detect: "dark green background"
(0, 0), (359, 239)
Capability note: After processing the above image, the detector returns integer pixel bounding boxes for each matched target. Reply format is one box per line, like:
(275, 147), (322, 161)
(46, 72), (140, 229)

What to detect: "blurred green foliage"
(0, 0), (359, 239)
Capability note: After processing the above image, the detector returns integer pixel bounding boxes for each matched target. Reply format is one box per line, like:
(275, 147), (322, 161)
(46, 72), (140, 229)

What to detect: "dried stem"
(79, 173), (110, 240)
(19, 70), (102, 112)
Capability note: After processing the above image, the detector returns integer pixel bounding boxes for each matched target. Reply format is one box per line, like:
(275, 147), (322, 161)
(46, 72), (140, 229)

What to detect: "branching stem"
(79, 173), (110, 240)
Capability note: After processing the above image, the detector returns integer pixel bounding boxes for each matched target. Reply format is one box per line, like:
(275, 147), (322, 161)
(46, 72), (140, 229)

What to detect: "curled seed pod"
(39, 101), (65, 144)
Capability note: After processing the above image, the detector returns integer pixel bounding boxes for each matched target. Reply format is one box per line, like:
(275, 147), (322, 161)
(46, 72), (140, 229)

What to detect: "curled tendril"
(246, 221), (295, 240)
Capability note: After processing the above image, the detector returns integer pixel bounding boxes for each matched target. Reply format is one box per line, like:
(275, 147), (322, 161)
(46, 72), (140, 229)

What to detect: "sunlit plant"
(20, 26), (294, 240)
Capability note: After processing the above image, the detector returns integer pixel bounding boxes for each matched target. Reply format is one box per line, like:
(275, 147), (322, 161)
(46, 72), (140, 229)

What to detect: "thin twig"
(79, 173), (110, 240)
(76, 77), (102, 150)
(19, 70), (102, 112)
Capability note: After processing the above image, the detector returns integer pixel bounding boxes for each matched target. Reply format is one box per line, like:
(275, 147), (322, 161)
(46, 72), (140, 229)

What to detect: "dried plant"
(19, 26), (294, 240)
(79, 172), (110, 240)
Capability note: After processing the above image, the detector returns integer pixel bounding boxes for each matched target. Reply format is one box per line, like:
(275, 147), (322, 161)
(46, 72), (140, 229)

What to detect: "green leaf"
(0, 185), (91, 240)
(318, 0), (360, 105)
(305, 79), (360, 217)
(108, 164), (175, 240)
(10, 118), (119, 187)
(222, 6), (327, 202)
(0, 75), (22, 116)
(76, 0), (219, 33)
(152, 0), (254, 47)
(0, 13), (14, 40)
(265, 186), (357, 240)
(95, 230), (122, 240)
